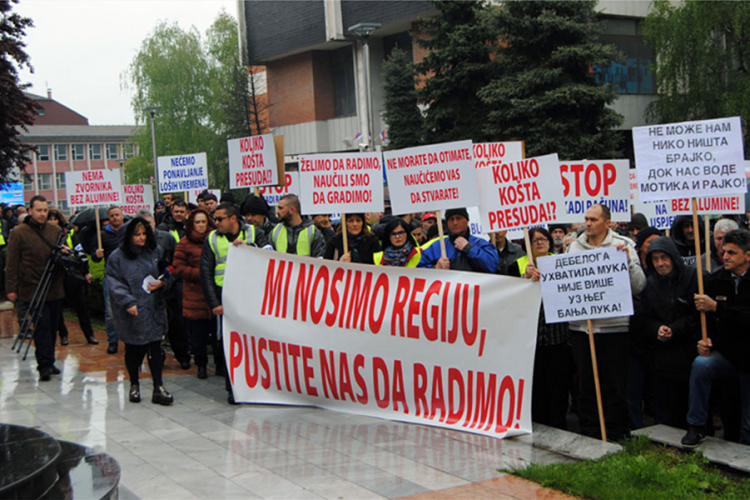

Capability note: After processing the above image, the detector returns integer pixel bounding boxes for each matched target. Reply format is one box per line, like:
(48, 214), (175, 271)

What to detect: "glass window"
(55, 173), (67, 190)
(89, 144), (102, 160)
(37, 173), (52, 190)
(58, 200), (70, 216)
(122, 143), (134, 159)
(23, 175), (34, 191)
(106, 144), (119, 160)
(71, 144), (85, 161)
(331, 46), (356, 117)
(54, 144), (67, 161)
(595, 17), (656, 95)
(37, 145), (50, 161)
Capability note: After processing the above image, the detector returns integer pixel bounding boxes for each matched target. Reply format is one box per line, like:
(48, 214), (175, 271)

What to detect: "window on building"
(71, 144), (85, 161)
(55, 173), (66, 190)
(58, 200), (70, 216)
(106, 143), (119, 160)
(89, 144), (102, 160)
(37, 145), (50, 161)
(54, 144), (67, 161)
(122, 143), (134, 159)
(37, 173), (52, 190)
(383, 32), (414, 61)
(23, 175), (34, 192)
(595, 17), (656, 95)
(331, 46), (357, 117)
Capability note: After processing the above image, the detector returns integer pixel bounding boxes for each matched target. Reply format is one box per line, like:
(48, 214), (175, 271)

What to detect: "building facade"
(238, 0), (657, 159)
(19, 92), (137, 214)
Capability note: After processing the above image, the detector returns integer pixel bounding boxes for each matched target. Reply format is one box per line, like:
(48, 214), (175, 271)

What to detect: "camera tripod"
(11, 232), (66, 360)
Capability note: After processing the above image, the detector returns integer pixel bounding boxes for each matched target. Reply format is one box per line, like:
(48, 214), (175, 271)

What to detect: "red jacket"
(173, 229), (213, 320)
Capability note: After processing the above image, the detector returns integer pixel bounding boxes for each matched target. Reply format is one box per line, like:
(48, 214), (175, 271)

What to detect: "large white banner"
(298, 152), (384, 214)
(223, 247), (540, 439)
(633, 116), (745, 201)
(537, 247), (633, 324)
(157, 152), (209, 194)
(476, 154), (564, 232)
(121, 184), (154, 216)
(65, 169), (122, 207)
(384, 141), (477, 215)
(228, 133), (279, 189)
(558, 160), (630, 223)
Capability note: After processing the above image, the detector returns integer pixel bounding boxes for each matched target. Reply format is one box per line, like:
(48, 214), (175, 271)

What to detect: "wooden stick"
(253, 187), (260, 197)
(342, 214), (349, 255)
(95, 208), (103, 251)
(705, 216), (711, 273)
(523, 227), (534, 267)
(489, 232), (496, 246)
(665, 228), (670, 238)
(587, 319), (607, 442)
(436, 209), (447, 260)
(692, 198), (708, 342)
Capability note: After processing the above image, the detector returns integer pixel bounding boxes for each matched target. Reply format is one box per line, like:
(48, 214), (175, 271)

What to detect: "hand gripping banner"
(223, 246), (541, 439)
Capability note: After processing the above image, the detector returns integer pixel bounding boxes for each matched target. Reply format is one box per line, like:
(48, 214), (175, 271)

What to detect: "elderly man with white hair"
(710, 218), (740, 271)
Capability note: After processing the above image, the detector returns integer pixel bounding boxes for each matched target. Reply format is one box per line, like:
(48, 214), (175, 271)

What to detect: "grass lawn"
(510, 436), (750, 499)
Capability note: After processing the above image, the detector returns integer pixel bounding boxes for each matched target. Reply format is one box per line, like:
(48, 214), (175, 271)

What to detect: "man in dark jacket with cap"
(670, 215), (708, 268)
(635, 237), (700, 428)
(242, 195), (275, 237)
(682, 228), (750, 447)
(417, 208), (498, 273)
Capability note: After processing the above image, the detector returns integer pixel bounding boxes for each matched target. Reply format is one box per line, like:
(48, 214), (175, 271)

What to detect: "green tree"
(382, 48), (423, 149)
(480, 0), (623, 159)
(644, 0), (750, 156)
(124, 11), (266, 191)
(415, 0), (500, 144)
(1, 0), (37, 181)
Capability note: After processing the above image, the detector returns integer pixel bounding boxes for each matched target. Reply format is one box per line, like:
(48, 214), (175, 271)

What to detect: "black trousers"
(533, 343), (575, 430)
(19, 300), (61, 371)
(187, 318), (216, 368)
(165, 294), (190, 363)
(571, 330), (630, 441)
(124, 341), (164, 386)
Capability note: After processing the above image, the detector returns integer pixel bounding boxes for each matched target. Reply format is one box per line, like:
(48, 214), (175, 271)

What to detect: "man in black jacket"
(636, 237), (700, 428)
(92, 205), (125, 354)
(201, 203), (269, 403)
(683, 229), (750, 447)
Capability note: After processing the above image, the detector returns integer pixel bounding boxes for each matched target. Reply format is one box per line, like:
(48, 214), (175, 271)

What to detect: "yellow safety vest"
(65, 229), (74, 250)
(515, 253), (552, 278)
(170, 229), (180, 243)
(0, 219), (4, 246)
(208, 226), (257, 287)
(271, 224), (315, 255)
(374, 248), (422, 267)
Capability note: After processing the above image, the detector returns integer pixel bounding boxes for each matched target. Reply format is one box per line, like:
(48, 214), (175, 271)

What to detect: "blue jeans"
(102, 277), (117, 344)
(687, 350), (750, 444)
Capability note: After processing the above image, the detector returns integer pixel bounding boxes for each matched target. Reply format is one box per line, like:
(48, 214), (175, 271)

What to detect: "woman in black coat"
(105, 217), (173, 405)
(324, 213), (379, 264)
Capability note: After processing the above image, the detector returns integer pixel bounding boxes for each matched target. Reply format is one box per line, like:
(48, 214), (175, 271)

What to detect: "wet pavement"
(0, 310), (576, 499)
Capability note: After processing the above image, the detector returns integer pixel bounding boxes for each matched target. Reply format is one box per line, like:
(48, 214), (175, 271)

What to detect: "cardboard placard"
(121, 184), (154, 216)
(157, 152), (209, 194)
(65, 169), (123, 207)
(473, 142), (524, 169)
(259, 172), (299, 206)
(186, 189), (221, 205)
(228, 133), (283, 189)
(558, 160), (630, 223)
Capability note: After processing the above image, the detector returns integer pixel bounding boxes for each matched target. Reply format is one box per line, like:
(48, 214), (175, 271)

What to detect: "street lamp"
(145, 106), (160, 190)
(348, 22), (381, 150)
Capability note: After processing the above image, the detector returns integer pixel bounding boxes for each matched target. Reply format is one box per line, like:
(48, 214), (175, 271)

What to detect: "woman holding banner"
(324, 213), (379, 264)
(106, 217), (173, 405)
(173, 208), (217, 380)
(509, 227), (574, 430)
(374, 218), (422, 267)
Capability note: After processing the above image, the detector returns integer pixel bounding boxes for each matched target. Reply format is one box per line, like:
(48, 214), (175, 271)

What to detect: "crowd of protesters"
(3, 192), (750, 448)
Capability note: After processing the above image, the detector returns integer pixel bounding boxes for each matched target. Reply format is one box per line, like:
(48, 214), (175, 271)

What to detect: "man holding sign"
(567, 204), (645, 441)
(417, 208), (498, 273)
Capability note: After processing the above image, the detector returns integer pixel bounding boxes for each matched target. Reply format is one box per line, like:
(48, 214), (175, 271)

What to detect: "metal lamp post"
(145, 106), (160, 190)
(348, 22), (381, 150)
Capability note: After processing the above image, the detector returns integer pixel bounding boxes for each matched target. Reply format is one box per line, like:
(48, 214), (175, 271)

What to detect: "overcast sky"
(16, 0), (236, 126)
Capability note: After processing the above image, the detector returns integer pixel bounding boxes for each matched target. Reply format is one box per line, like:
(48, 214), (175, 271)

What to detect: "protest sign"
(186, 189), (221, 205)
(65, 169), (123, 207)
(558, 160), (630, 223)
(228, 133), (284, 189)
(223, 246), (540, 439)
(121, 184), (154, 216)
(537, 247), (633, 324)
(384, 141), (477, 215)
(475, 154), (563, 232)
(157, 152), (209, 194)
(473, 142), (524, 169)
(298, 152), (385, 214)
(0, 182), (23, 204)
(259, 172), (299, 206)
(633, 117), (745, 201)
(466, 207), (489, 241)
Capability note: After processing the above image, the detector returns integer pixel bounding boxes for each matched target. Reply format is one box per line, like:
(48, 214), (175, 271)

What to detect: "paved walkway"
(1, 315), (577, 499)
